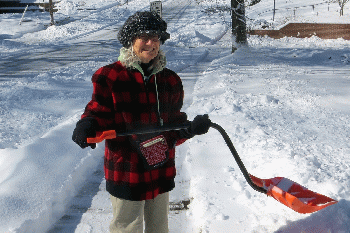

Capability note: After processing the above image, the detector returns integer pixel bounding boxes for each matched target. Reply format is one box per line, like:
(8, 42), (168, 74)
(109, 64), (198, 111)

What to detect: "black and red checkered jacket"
(81, 51), (188, 201)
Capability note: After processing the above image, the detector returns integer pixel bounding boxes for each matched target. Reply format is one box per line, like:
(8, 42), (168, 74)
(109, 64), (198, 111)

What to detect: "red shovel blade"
(250, 175), (338, 214)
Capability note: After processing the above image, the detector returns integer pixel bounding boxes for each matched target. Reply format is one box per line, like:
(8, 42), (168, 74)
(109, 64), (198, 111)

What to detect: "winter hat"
(118, 11), (170, 48)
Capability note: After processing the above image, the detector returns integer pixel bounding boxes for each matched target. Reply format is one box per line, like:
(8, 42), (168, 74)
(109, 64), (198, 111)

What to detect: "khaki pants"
(109, 192), (169, 233)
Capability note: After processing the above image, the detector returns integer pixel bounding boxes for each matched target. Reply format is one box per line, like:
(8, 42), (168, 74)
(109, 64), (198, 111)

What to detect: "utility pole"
(231, 0), (247, 53)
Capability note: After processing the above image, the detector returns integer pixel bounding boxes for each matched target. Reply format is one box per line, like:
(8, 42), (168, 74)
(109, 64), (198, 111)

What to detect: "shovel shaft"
(87, 123), (191, 144)
(210, 123), (267, 194)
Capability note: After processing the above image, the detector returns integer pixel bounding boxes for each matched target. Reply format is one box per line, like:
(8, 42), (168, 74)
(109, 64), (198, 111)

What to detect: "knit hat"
(118, 11), (170, 48)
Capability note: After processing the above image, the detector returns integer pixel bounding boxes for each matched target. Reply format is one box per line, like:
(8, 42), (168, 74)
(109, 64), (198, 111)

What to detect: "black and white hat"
(118, 11), (170, 48)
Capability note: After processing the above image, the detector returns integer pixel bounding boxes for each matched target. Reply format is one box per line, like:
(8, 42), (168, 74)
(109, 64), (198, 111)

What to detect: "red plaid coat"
(81, 60), (188, 201)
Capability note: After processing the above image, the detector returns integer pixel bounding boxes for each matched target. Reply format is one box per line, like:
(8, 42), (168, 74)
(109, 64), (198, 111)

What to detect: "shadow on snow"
(275, 199), (350, 232)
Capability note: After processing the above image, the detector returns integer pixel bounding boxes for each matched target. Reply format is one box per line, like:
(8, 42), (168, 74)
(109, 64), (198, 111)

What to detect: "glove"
(189, 114), (211, 136)
(72, 117), (98, 149)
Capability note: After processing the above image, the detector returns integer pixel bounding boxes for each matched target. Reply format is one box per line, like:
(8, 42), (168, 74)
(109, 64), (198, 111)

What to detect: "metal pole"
(231, 0), (236, 53)
(273, 0), (275, 21)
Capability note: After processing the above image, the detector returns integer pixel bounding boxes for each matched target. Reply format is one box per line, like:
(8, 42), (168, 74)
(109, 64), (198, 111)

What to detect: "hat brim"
(134, 30), (170, 43)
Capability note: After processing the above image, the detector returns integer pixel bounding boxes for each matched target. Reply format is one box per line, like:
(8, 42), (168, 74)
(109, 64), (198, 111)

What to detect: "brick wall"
(249, 23), (350, 40)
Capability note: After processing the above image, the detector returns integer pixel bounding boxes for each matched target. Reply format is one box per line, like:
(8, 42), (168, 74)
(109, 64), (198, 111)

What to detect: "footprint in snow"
(216, 213), (230, 221)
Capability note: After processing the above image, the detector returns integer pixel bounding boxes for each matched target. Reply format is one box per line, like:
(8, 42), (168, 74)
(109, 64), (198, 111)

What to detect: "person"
(72, 11), (211, 233)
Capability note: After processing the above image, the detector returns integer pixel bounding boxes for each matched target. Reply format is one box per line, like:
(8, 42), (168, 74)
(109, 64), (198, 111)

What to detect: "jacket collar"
(118, 47), (167, 77)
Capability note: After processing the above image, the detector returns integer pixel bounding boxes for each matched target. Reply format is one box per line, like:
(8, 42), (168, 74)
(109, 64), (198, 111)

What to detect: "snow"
(1, 0), (350, 232)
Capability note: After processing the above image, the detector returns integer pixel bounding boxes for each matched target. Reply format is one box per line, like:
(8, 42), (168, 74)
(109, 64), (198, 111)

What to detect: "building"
(0, 0), (52, 14)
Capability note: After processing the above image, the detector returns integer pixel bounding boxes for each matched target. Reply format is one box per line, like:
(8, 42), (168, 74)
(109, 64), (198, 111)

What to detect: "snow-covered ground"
(1, 0), (350, 232)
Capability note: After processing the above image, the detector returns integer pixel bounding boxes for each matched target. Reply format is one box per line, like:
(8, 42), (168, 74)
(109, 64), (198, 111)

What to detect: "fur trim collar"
(118, 47), (167, 76)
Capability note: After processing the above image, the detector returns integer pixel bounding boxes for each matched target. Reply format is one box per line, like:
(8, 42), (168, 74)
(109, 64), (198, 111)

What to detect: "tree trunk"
(340, 3), (344, 16)
(49, 0), (55, 25)
(338, 0), (349, 16)
(231, 0), (247, 53)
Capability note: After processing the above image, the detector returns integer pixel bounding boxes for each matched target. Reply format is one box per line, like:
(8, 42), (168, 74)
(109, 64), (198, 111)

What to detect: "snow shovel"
(210, 122), (338, 214)
(87, 122), (338, 214)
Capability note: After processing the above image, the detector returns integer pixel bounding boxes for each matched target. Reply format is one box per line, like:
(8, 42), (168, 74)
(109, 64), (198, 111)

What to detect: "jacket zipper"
(144, 73), (163, 127)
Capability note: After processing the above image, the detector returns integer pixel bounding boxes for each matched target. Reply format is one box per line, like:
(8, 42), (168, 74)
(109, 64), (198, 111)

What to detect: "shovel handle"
(87, 123), (191, 144)
(87, 130), (117, 144)
(210, 122), (267, 194)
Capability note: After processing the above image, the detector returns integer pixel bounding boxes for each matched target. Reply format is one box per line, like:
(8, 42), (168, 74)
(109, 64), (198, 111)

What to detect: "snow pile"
(0, 61), (106, 232)
(0, 118), (103, 232)
(185, 43), (350, 232)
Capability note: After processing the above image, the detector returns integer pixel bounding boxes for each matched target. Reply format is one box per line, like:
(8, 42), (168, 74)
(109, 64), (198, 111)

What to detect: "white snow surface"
(1, 0), (350, 232)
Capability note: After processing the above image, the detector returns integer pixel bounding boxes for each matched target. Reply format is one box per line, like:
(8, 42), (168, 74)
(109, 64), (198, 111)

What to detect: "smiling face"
(132, 33), (160, 64)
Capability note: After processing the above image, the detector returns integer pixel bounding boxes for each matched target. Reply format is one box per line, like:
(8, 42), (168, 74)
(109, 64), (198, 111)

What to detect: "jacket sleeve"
(81, 66), (115, 131)
(163, 70), (191, 147)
